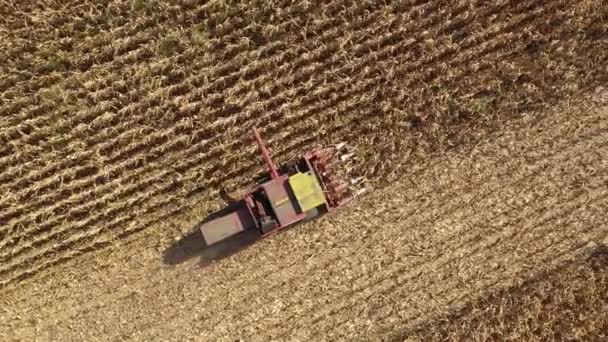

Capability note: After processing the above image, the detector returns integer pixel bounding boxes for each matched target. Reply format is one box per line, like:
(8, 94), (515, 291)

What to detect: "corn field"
(1, 0), (607, 340)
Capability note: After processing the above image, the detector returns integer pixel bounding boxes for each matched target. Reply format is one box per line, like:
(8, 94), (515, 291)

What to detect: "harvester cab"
(199, 128), (364, 246)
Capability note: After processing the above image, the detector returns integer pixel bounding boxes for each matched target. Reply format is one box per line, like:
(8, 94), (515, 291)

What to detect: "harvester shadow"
(162, 202), (262, 267)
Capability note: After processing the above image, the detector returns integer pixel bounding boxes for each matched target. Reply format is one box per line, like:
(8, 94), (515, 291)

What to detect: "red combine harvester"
(199, 128), (365, 246)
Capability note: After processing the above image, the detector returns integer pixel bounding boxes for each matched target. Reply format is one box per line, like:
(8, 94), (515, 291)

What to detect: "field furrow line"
(0, 191), (185, 286)
(0, 129), (456, 310)
(379, 237), (608, 340)
(188, 0), (444, 100)
(2, 0), (520, 195)
(85, 0), (433, 145)
(0, 31), (244, 177)
(2, 21), (222, 150)
(0, 74), (66, 115)
(328, 170), (608, 314)
(0, 42), (508, 260)
(0, 58), (193, 188)
(216, 0), (552, 142)
(0, 33), (580, 272)
(0, 118), (373, 268)
(377, 234), (608, 340)
(0, 121), (366, 274)
(248, 0), (558, 134)
(232, 0), (568, 174)
(0, 1), (135, 65)
(228, 0), (504, 113)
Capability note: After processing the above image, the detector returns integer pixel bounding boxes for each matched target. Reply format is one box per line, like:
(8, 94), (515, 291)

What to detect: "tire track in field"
(304, 136), (608, 323)
(1, 147), (454, 313)
(0, 44), (544, 284)
(3, 103), (606, 342)
(382, 236), (608, 340)
(186, 101), (608, 334)
(0, 70), (592, 288)
(0, 0), (576, 270)
(130, 194), (608, 340)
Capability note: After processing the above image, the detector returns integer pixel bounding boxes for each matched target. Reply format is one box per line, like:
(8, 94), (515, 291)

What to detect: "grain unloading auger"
(200, 128), (366, 246)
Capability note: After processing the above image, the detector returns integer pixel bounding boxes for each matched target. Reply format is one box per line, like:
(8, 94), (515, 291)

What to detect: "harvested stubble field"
(0, 0), (607, 340)
(2, 100), (607, 341)
(397, 244), (608, 341)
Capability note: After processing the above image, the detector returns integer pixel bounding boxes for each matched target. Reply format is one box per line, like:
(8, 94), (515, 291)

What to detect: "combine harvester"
(199, 128), (366, 246)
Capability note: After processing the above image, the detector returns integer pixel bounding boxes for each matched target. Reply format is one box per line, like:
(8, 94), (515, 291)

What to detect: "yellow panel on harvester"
(288, 172), (327, 212)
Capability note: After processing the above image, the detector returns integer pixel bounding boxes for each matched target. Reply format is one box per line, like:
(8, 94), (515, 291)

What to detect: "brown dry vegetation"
(1, 0), (606, 286)
(397, 244), (608, 341)
(1, 0), (607, 340)
(1, 100), (607, 341)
